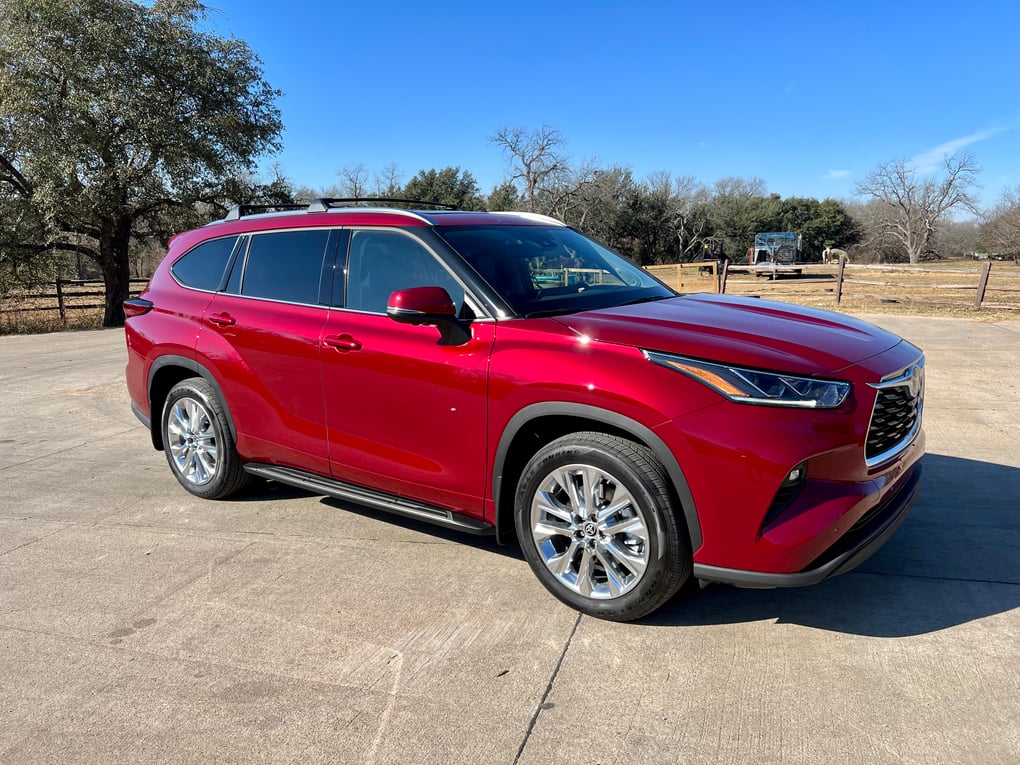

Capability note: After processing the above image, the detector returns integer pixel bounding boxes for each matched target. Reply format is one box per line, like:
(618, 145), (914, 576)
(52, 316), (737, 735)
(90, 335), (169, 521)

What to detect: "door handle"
(323, 334), (362, 352)
(207, 312), (236, 327)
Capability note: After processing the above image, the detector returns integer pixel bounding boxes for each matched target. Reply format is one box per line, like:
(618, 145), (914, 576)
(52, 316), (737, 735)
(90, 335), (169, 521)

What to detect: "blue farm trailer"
(751, 232), (802, 265)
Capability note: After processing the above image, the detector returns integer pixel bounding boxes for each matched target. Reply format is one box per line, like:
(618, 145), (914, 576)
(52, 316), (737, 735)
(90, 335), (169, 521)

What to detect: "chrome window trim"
(200, 290), (331, 312)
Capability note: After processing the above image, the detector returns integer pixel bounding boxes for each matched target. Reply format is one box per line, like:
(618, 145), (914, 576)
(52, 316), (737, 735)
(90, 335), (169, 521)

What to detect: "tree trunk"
(97, 216), (133, 327)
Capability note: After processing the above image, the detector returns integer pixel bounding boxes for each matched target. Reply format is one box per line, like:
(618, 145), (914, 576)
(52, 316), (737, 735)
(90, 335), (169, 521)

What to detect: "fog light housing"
(761, 461), (809, 531)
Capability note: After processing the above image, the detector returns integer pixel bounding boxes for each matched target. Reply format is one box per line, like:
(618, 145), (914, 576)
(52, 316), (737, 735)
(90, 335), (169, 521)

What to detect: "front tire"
(161, 377), (249, 500)
(515, 432), (691, 621)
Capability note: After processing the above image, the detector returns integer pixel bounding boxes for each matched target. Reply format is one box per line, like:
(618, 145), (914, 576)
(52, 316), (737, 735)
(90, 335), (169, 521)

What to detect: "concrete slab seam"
(512, 612), (582, 765)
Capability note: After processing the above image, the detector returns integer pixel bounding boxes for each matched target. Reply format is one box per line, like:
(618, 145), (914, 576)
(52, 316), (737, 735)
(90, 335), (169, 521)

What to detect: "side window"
(170, 236), (238, 291)
(240, 230), (331, 304)
(345, 230), (465, 314)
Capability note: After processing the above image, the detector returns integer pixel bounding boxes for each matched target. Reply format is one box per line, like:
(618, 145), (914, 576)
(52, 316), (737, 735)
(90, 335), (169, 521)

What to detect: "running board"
(243, 463), (495, 536)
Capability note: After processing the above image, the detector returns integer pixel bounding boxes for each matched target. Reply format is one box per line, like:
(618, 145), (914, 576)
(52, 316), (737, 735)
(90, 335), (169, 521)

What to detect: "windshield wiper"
(524, 308), (579, 319)
(618, 294), (673, 307)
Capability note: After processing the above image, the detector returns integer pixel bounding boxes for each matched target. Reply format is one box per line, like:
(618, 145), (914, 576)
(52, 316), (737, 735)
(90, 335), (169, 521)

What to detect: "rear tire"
(161, 377), (249, 500)
(515, 432), (691, 621)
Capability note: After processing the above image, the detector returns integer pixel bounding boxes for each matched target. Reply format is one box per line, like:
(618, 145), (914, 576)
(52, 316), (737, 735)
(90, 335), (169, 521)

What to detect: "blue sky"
(205, 0), (1020, 209)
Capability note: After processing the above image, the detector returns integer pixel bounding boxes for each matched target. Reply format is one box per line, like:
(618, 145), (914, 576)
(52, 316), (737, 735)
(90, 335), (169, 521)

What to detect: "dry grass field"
(715, 260), (1020, 321)
(646, 259), (1020, 320)
(2, 261), (1019, 334)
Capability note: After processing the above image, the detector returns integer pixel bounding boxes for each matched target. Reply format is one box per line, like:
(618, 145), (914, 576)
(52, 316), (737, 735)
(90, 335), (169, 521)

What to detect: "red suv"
(124, 200), (924, 621)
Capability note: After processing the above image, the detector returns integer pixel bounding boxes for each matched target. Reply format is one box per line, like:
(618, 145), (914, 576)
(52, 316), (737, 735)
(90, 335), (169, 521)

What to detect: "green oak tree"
(0, 0), (282, 325)
(401, 167), (484, 210)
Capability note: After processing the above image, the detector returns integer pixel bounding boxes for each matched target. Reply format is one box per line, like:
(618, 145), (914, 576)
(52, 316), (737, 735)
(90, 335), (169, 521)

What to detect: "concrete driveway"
(1, 315), (1018, 764)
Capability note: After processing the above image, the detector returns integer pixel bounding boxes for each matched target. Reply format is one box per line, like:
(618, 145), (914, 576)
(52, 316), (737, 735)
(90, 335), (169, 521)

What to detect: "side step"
(243, 463), (495, 536)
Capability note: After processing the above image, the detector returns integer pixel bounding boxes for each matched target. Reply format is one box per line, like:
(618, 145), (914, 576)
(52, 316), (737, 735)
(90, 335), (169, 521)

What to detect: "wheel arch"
(147, 356), (237, 451)
(492, 403), (702, 550)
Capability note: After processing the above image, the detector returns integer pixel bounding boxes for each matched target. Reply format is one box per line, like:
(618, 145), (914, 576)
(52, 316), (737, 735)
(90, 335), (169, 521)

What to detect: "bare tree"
(338, 163), (369, 198)
(490, 125), (567, 212)
(374, 163), (403, 197)
(981, 185), (1020, 260)
(542, 158), (600, 221)
(670, 176), (713, 260)
(855, 154), (979, 263)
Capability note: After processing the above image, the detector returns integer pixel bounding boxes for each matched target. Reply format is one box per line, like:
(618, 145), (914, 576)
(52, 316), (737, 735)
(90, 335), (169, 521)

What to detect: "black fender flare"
(147, 355), (238, 448)
(492, 402), (702, 550)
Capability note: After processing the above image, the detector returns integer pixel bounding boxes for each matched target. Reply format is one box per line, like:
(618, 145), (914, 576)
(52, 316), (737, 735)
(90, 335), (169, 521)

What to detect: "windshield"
(436, 225), (674, 317)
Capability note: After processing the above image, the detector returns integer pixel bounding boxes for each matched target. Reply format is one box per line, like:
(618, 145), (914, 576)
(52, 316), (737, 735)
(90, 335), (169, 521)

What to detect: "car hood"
(556, 294), (903, 375)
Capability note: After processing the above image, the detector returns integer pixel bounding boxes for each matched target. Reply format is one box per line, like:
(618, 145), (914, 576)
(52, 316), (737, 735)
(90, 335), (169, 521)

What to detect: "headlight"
(645, 351), (851, 409)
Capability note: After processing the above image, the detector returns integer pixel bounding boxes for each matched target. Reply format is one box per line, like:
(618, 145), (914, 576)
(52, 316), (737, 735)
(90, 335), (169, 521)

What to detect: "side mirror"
(386, 286), (471, 346)
(386, 286), (457, 325)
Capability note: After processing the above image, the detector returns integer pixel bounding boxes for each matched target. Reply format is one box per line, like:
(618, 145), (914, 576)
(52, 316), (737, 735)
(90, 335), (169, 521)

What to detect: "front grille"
(865, 360), (923, 466)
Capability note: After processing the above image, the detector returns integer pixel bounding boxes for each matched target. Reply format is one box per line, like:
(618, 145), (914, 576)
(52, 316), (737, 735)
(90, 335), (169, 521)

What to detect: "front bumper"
(692, 460), (922, 588)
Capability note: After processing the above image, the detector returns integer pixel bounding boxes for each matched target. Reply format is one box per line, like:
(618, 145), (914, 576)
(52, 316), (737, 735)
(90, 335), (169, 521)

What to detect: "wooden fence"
(645, 262), (720, 293)
(3, 263), (1019, 329)
(654, 261), (1020, 312)
(0, 279), (149, 327)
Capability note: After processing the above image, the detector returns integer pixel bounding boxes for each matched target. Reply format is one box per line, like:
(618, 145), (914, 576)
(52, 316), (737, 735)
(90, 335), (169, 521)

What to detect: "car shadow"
(316, 496), (527, 561)
(645, 452), (1020, 636)
(229, 452), (1019, 636)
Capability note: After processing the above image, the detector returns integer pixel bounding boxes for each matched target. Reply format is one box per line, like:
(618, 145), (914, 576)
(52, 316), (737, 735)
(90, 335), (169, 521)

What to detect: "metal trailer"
(752, 232), (802, 265)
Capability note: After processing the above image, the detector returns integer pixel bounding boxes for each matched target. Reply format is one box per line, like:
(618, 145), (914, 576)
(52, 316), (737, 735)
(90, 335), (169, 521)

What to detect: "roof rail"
(223, 203), (306, 221)
(490, 211), (566, 227)
(307, 197), (459, 212)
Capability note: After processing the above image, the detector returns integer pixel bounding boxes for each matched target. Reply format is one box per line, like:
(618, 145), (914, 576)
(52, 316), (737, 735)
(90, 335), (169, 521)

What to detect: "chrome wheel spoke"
(536, 490), (573, 524)
(533, 518), (572, 544)
(594, 547), (626, 597)
(575, 547), (595, 597)
(597, 496), (632, 523)
(603, 538), (648, 579)
(550, 539), (581, 577)
(580, 467), (600, 513)
(195, 449), (217, 481)
(555, 467), (584, 515)
(601, 514), (646, 538)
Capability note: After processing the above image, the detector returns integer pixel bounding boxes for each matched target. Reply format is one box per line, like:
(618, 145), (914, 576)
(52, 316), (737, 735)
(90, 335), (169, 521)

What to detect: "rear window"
(170, 237), (238, 291)
(239, 230), (332, 305)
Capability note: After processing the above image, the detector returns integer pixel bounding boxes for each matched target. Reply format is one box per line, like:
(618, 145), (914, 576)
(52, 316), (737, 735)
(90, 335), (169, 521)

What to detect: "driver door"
(319, 228), (494, 516)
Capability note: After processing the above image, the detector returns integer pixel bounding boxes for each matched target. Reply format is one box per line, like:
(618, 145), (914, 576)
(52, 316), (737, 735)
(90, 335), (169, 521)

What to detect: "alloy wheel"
(529, 463), (650, 599)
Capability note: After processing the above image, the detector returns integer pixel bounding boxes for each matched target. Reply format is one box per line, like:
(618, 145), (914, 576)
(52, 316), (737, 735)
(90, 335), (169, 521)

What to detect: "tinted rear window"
(240, 229), (332, 305)
(170, 237), (238, 291)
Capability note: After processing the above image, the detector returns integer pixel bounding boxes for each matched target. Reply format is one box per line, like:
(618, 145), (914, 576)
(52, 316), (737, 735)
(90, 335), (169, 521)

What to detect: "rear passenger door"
(197, 228), (339, 475)
(320, 228), (494, 516)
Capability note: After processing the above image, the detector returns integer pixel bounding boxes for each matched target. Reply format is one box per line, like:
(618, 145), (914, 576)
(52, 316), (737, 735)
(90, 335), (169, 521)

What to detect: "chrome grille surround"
(865, 356), (925, 468)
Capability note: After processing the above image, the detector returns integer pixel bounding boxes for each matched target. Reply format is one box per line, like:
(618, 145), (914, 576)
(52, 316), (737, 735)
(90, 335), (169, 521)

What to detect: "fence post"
(55, 279), (67, 326)
(974, 261), (992, 309)
(719, 260), (729, 294)
(835, 259), (846, 305)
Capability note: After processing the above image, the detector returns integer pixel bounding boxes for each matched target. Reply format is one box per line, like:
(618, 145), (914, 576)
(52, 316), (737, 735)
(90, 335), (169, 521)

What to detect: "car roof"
(169, 201), (565, 252)
(209, 200), (564, 229)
